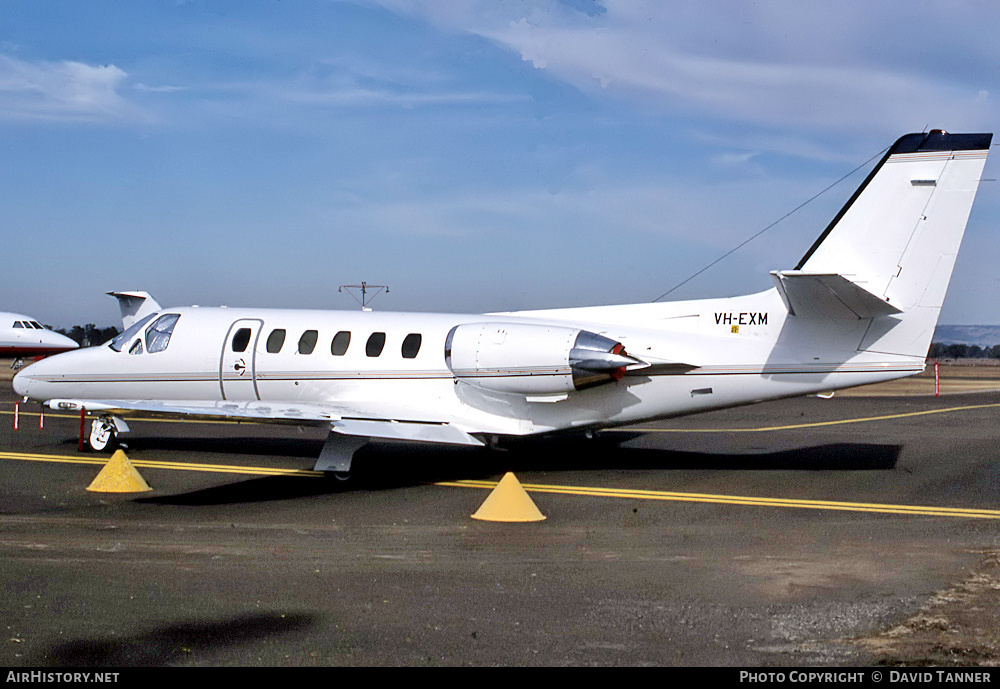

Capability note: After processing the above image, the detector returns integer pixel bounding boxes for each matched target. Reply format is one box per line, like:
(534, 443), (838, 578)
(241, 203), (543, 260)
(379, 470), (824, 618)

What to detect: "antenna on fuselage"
(338, 282), (389, 311)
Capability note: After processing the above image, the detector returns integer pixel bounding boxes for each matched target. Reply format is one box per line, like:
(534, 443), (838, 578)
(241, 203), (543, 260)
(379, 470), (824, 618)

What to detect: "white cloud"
(476, 7), (989, 133)
(0, 55), (144, 123)
(358, 1), (997, 140)
(133, 83), (187, 93)
(280, 85), (528, 109)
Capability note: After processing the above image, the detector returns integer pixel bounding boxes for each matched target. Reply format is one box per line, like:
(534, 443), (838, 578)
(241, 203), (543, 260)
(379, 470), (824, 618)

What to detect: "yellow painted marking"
(440, 479), (1000, 520)
(639, 402), (1000, 433)
(0, 451), (321, 477)
(2, 450), (997, 519)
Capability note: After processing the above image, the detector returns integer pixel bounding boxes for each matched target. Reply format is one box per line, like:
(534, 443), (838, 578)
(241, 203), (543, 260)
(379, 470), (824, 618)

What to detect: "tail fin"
(778, 130), (992, 357)
(107, 291), (162, 329)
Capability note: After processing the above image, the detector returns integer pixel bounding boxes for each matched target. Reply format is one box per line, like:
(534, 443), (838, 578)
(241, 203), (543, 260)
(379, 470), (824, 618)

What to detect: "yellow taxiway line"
(0, 451), (322, 477)
(439, 479), (1000, 519)
(637, 401), (1000, 433)
(2, 449), (999, 520)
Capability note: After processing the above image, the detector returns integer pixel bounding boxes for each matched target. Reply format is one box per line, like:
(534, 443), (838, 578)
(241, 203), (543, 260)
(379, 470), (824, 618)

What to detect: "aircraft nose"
(49, 331), (79, 351)
(12, 368), (31, 398)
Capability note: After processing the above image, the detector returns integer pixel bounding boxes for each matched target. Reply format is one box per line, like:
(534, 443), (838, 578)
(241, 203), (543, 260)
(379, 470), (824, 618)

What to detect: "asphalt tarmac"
(3, 380), (1000, 667)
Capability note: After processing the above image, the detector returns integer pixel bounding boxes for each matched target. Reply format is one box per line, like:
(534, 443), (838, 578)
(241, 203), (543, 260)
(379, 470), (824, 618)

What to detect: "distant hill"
(933, 325), (1000, 347)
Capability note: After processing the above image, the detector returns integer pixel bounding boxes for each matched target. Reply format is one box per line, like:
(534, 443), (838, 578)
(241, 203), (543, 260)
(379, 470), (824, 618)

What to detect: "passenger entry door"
(220, 319), (263, 400)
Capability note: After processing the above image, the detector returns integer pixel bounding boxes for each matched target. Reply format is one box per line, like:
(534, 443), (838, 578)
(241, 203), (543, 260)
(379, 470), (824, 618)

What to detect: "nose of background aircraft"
(49, 330), (80, 351)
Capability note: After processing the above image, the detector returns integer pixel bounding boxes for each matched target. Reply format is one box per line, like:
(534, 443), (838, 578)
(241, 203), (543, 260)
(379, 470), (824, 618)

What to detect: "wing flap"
(332, 418), (484, 446)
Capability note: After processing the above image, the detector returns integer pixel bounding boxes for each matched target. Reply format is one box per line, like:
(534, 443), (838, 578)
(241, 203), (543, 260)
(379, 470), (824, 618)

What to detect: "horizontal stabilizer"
(770, 271), (903, 319)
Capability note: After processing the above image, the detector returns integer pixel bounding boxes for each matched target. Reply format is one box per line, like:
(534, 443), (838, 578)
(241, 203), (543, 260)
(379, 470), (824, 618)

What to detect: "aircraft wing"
(44, 398), (485, 447)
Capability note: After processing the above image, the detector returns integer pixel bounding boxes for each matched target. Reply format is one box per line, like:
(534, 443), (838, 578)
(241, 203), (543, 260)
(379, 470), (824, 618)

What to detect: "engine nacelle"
(444, 322), (641, 395)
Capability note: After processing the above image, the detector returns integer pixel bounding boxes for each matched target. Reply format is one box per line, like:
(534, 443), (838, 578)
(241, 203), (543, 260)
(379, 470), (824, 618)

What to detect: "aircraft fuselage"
(13, 293), (924, 439)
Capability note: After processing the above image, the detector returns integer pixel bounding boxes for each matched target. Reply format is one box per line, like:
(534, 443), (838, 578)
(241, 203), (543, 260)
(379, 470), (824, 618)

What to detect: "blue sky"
(2, 0), (998, 327)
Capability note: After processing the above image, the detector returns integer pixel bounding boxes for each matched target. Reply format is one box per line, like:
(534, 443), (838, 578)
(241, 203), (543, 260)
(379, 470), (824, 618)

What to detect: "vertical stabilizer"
(795, 131), (991, 357)
(106, 291), (162, 329)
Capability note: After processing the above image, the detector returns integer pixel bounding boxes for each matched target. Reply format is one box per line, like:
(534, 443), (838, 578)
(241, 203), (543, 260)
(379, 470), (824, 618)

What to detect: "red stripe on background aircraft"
(1, 312), (78, 364)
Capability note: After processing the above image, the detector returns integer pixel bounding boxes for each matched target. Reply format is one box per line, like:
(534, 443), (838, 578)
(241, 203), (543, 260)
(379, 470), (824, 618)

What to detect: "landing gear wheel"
(88, 418), (118, 453)
(323, 470), (353, 483)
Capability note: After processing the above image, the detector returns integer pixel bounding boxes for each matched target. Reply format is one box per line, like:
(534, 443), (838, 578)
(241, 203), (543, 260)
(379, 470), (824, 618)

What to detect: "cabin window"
(401, 333), (422, 359)
(110, 313), (157, 352)
(366, 332), (386, 357)
(232, 328), (252, 353)
(266, 329), (286, 353)
(331, 331), (351, 356)
(146, 314), (180, 354)
(298, 330), (318, 354)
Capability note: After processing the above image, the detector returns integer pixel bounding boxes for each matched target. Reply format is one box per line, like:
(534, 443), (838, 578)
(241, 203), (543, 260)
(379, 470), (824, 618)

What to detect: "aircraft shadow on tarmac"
(32, 612), (315, 667)
(133, 432), (901, 506)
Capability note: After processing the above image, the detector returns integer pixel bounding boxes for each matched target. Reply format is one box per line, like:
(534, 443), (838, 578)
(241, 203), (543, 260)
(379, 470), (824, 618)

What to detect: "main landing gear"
(314, 432), (369, 483)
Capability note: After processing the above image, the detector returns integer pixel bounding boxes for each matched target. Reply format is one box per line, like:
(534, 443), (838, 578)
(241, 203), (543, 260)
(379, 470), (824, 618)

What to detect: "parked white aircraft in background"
(12, 131), (993, 476)
(1, 312), (79, 367)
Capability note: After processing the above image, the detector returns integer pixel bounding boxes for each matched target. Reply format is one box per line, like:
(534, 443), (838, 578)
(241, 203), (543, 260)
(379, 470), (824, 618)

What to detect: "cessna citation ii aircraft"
(11, 131), (994, 476)
(1, 312), (78, 366)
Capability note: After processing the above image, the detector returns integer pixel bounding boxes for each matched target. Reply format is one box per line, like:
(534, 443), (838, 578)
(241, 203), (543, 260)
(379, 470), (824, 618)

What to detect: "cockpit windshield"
(109, 313), (157, 352)
(145, 314), (180, 353)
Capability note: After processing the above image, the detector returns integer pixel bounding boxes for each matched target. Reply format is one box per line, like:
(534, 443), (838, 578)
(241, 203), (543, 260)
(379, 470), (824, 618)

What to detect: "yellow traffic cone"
(471, 472), (545, 522)
(86, 450), (152, 493)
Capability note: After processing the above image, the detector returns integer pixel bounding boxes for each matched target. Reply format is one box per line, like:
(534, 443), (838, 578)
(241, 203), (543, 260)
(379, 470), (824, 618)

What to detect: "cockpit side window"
(146, 314), (181, 353)
(29, 321), (44, 329)
(129, 339), (143, 355)
(13, 321), (23, 328)
(110, 313), (157, 352)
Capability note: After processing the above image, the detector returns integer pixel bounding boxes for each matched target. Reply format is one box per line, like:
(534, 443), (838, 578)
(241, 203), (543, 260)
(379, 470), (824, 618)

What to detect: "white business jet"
(1, 312), (79, 367)
(12, 131), (993, 477)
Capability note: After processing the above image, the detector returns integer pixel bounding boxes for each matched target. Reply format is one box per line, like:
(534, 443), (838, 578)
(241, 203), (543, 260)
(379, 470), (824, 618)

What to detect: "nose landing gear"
(87, 416), (130, 453)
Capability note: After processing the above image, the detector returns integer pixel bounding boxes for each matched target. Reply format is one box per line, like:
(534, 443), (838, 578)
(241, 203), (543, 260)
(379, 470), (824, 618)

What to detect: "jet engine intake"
(445, 323), (643, 395)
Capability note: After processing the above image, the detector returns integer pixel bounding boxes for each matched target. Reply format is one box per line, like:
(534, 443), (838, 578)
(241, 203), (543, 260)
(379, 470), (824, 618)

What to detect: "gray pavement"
(2, 387), (1000, 666)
